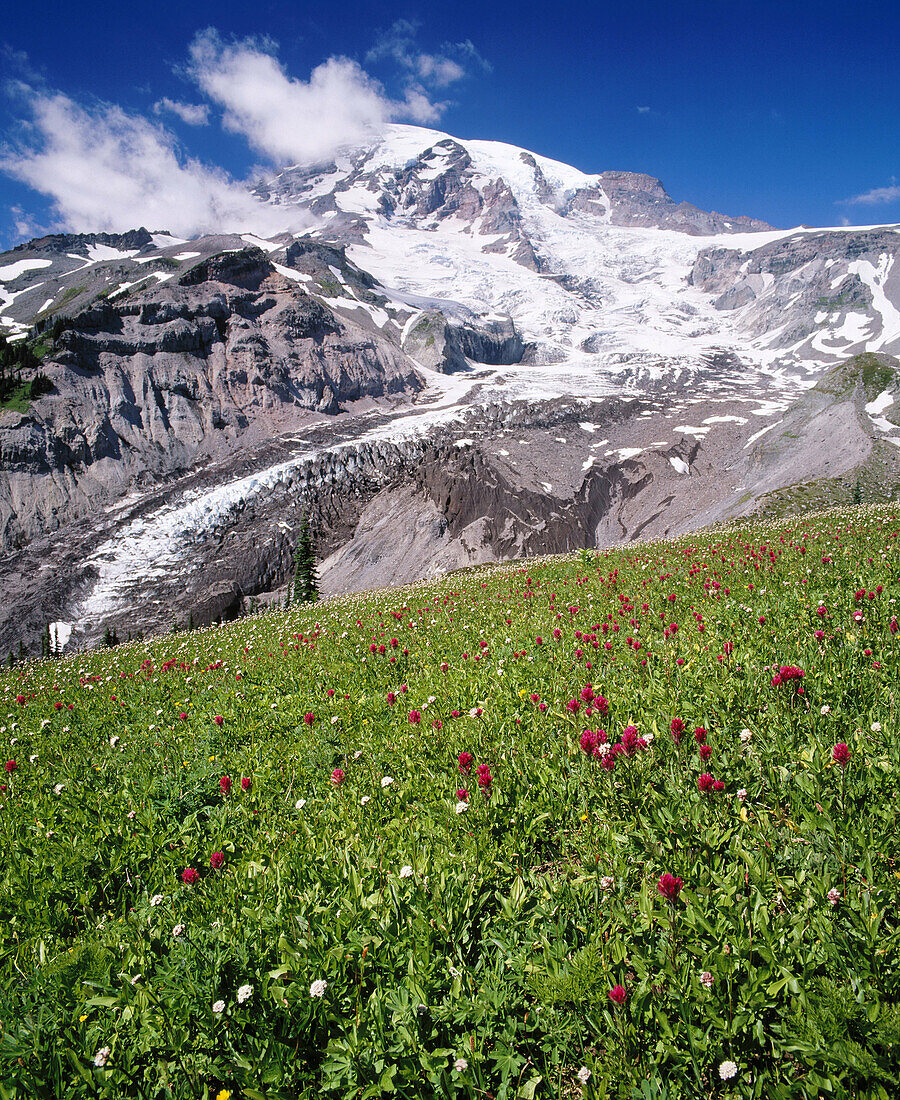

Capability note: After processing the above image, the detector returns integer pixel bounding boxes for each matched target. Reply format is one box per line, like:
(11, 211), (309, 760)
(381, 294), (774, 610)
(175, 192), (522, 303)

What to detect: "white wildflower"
(309, 978), (327, 998)
(295, 798), (306, 810)
(739, 728), (752, 742)
(149, 894), (163, 907)
(109, 735), (119, 748)
(93, 1046), (111, 1067)
(600, 876), (614, 891)
(454, 1058), (468, 1072)
(212, 1000), (226, 1014)
(172, 923), (185, 937)
(455, 800), (468, 814)
(577, 1066), (591, 1084)
(871, 722), (882, 732)
(827, 887), (840, 906)
(237, 984), (253, 1004)
(718, 1060), (738, 1080)
(399, 865), (413, 878)
(821, 704), (831, 715)
(381, 776), (394, 788)
(360, 796), (370, 805)
(53, 783), (64, 794)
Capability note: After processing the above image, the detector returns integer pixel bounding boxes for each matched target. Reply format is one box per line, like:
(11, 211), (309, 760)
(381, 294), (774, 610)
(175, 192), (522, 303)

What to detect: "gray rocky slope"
(1, 124), (900, 654)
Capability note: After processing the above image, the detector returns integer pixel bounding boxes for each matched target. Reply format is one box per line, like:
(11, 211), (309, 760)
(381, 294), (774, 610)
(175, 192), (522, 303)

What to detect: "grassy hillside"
(1, 504), (899, 1099)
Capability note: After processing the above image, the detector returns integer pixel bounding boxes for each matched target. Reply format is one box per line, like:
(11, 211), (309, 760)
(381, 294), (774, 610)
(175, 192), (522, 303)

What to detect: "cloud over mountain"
(187, 31), (397, 165)
(0, 92), (299, 237)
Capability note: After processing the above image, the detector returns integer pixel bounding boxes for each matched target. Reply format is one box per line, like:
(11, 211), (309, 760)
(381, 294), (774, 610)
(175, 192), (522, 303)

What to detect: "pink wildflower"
(657, 872), (684, 902)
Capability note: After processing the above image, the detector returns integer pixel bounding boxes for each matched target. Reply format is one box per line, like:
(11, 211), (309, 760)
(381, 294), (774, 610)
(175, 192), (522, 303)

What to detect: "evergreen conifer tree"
(292, 517), (319, 603)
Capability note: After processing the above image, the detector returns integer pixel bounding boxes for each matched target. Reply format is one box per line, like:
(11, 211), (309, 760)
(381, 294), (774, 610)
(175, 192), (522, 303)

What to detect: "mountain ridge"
(1, 124), (899, 653)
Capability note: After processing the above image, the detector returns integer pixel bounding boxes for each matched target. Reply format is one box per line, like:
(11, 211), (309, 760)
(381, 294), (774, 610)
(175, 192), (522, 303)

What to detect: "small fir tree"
(293, 518), (319, 603)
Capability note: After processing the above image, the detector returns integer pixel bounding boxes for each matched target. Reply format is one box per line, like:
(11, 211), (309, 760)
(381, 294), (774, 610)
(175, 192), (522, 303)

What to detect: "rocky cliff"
(0, 245), (424, 550)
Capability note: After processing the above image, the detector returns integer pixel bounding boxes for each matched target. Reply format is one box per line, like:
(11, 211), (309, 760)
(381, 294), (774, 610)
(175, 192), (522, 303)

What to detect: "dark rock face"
(11, 228), (157, 256)
(178, 247), (274, 291)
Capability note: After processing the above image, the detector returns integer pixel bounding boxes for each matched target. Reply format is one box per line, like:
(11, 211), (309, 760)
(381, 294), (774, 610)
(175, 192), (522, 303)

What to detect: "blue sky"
(2, 0), (899, 247)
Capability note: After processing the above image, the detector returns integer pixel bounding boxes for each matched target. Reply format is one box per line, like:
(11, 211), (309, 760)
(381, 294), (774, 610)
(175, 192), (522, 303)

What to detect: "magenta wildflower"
(657, 872), (684, 902)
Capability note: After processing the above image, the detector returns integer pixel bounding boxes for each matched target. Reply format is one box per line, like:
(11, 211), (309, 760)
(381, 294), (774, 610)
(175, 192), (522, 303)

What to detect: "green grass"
(34, 284), (86, 322)
(0, 381), (33, 413)
(754, 442), (900, 521)
(816, 352), (899, 402)
(1, 503), (899, 1098)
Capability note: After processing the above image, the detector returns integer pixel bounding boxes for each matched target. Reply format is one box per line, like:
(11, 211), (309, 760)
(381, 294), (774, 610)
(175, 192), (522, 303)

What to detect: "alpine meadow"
(2, 503), (898, 1098)
(4, 4), (900, 1097)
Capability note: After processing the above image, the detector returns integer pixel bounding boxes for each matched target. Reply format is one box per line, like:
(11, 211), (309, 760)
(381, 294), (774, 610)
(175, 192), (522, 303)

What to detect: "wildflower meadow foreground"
(1, 503), (899, 1099)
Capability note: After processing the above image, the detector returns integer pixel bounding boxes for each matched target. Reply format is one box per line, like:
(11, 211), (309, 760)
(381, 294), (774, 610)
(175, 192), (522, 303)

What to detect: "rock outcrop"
(0, 246), (423, 551)
(565, 172), (772, 235)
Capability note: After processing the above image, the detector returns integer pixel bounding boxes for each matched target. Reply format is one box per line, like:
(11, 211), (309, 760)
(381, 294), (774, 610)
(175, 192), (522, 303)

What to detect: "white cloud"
(9, 204), (38, 238)
(416, 55), (465, 87)
(367, 20), (488, 88)
(153, 97), (210, 126)
(636, 105), (651, 114)
(395, 85), (446, 125)
(0, 91), (301, 238)
(188, 31), (400, 165)
(841, 183), (900, 206)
